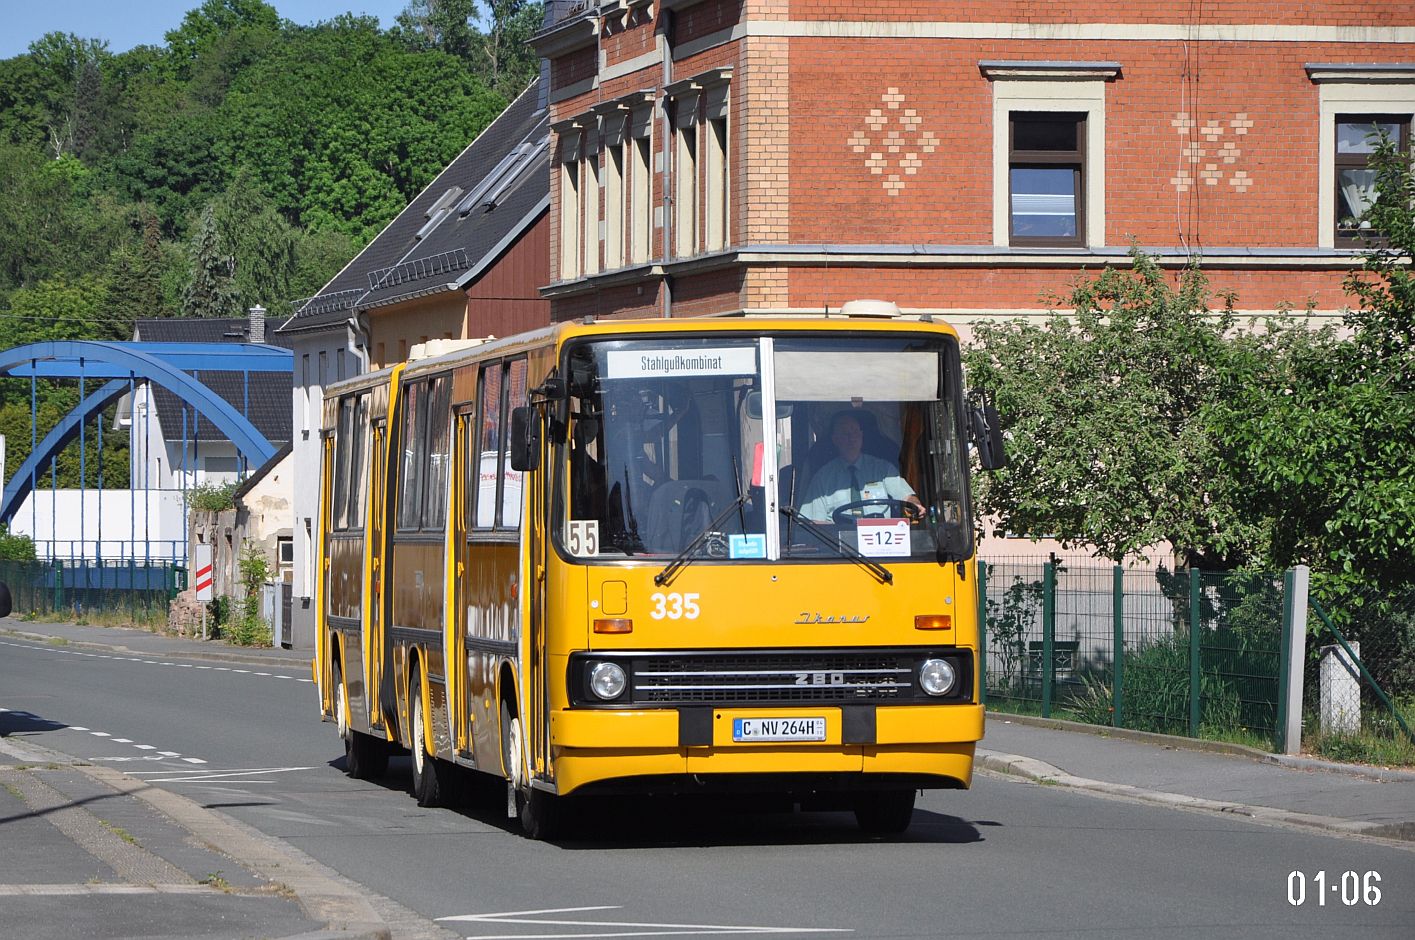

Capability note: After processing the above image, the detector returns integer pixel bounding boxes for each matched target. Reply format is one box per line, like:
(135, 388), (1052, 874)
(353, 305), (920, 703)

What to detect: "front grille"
(569, 648), (973, 707)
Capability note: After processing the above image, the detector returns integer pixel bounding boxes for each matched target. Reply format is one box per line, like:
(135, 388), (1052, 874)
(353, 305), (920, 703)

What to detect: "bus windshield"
(558, 333), (973, 563)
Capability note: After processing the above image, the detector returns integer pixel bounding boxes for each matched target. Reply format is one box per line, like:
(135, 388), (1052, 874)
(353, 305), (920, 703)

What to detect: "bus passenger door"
(452, 408), (473, 755)
(369, 420), (390, 732)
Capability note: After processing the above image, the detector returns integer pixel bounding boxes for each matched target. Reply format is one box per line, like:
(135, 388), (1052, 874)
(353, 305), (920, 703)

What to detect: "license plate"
(732, 717), (827, 742)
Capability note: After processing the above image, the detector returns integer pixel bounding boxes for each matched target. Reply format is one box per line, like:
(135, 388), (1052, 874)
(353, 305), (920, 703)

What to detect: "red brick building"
(533, 1), (1415, 325)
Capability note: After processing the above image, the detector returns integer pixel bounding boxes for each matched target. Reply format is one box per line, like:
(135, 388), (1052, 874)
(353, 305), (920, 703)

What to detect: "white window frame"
(991, 77), (1107, 248)
(1309, 67), (1415, 250)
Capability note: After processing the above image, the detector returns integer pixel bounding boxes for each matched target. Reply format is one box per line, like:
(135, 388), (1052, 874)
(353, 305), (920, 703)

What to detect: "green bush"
(225, 540), (272, 647)
(0, 526), (37, 561)
(188, 482), (238, 512)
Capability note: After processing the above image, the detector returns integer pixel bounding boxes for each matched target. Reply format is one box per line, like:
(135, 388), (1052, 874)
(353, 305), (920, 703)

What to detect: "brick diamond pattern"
(847, 88), (937, 197)
(1170, 112), (1254, 193)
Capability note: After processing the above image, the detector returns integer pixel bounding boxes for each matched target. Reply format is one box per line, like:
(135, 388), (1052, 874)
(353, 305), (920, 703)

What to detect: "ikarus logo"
(793, 612), (870, 624)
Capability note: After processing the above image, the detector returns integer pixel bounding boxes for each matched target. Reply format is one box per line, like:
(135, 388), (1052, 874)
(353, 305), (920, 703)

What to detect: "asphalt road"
(2, 634), (1412, 939)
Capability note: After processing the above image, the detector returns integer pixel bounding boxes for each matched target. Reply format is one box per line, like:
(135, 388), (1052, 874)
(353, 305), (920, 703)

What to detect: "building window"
(630, 118), (653, 264)
(604, 127), (625, 269)
(673, 97), (699, 257)
(556, 126), (584, 280)
(583, 131), (601, 276)
(1335, 116), (1410, 244)
(1009, 112), (1085, 246)
(702, 75), (731, 254)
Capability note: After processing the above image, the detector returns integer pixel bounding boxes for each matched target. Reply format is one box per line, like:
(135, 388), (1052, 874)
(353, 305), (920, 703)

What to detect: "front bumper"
(548, 703), (984, 795)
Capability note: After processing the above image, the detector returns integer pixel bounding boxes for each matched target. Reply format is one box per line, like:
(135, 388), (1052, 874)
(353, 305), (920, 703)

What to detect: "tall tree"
(181, 206), (240, 318)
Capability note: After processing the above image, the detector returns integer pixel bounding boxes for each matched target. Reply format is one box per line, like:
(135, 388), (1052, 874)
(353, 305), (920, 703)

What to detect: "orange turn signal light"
(915, 614), (953, 631)
(594, 618), (633, 634)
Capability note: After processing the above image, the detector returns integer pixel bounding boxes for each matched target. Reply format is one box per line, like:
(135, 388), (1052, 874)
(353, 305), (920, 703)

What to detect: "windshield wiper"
(654, 490), (752, 587)
(778, 507), (893, 585)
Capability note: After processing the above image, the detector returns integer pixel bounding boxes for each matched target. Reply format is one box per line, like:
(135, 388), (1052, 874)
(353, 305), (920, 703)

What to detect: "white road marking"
(133, 745), (156, 750)
(89, 731), (110, 737)
(130, 766), (316, 784)
(181, 757), (207, 764)
(437, 907), (851, 938)
(112, 738), (132, 743)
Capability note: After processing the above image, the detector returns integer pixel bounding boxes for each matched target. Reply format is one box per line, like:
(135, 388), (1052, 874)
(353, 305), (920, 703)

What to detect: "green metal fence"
(1302, 585), (1415, 761)
(0, 558), (186, 624)
(978, 560), (1285, 747)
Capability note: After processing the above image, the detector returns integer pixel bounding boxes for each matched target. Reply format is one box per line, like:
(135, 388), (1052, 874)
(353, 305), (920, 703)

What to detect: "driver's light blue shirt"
(799, 453), (916, 522)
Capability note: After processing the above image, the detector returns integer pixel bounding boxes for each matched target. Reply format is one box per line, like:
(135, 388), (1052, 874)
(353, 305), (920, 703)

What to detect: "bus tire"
(854, 789), (916, 834)
(335, 661), (388, 780)
(409, 670), (450, 807)
(518, 787), (564, 841)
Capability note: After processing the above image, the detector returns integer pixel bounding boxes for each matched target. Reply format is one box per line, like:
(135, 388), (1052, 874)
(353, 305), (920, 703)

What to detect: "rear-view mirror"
(509, 405), (540, 471)
(969, 390), (1007, 471)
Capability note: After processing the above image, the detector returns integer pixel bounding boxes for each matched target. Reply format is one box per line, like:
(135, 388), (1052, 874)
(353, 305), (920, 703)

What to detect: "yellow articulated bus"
(315, 309), (1005, 838)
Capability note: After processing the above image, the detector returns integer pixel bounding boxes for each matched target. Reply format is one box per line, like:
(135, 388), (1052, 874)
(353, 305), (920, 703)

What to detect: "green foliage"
(181, 206), (241, 318)
(966, 252), (1251, 565)
(0, 525), (37, 561)
(188, 481), (238, 512)
(226, 539), (273, 646)
(984, 574), (1044, 693)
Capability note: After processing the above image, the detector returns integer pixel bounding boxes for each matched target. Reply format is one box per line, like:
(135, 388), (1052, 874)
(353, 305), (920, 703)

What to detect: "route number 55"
(650, 592), (700, 620)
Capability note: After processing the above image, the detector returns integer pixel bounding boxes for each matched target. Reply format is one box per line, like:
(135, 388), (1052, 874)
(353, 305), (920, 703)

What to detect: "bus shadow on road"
(331, 755), (989, 847)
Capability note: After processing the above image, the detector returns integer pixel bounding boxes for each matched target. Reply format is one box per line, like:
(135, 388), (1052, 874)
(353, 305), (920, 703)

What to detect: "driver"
(799, 410), (924, 522)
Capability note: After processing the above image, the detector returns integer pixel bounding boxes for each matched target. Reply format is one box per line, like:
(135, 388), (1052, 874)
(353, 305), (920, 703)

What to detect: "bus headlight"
(919, 658), (957, 696)
(589, 662), (627, 700)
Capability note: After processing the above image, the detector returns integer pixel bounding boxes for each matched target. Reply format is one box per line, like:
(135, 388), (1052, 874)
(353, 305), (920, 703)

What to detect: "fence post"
(1042, 560), (1056, 718)
(1113, 565), (1125, 728)
(976, 560), (988, 706)
(1276, 566), (1309, 755)
(53, 558), (64, 613)
(1189, 567), (1202, 737)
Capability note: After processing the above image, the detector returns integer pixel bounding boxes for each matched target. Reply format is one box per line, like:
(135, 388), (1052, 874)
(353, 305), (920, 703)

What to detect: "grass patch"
(47, 636), (69, 646)
(99, 820), (138, 845)
(200, 872), (232, 892)
(1304, 729), (1415, 767)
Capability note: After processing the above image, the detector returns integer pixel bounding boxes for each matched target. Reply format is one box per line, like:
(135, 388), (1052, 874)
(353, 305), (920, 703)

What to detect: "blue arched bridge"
(1, 339), (293, 527)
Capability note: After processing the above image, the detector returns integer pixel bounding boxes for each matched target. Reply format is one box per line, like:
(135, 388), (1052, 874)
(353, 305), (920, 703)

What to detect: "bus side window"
(397, 381), (427, 531)
(423, 376), (452, 530)
(501, 360), (528, 528)
(475, 365), (504, 529)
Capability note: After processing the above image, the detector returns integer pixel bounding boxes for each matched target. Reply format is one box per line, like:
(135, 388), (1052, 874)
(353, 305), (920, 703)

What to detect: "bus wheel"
(335, 662), (387, 780)
(500, 700), (563, 840)
(409, 671), (448, 807)
(854, 789), (916, 834)
(518, 787), (565, 841)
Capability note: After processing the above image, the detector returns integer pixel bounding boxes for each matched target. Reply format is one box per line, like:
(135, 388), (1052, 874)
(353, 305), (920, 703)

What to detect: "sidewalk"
(0, 618), (389, 939)
(0, 617), (312, 670)
(979, 713), (1415, 843)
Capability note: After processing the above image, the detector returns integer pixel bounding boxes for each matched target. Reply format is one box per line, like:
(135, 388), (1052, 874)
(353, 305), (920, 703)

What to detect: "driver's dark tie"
(848, 465), (861, 505)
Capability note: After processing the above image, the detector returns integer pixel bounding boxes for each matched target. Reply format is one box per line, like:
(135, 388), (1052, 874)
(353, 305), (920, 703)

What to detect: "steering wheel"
(831, 498), (921, 526)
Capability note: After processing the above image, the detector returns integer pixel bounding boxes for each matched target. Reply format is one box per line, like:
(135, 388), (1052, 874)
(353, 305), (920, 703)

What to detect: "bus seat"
(645, 478), (735, 553)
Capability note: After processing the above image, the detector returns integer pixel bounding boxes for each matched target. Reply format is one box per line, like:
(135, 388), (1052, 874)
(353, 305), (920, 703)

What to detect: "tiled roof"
(279, 78), (549, 334)
(134, 318), (293, 445)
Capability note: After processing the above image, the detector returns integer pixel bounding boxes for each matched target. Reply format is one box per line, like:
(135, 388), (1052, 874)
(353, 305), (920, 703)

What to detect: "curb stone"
(974, 748), (1415, 846)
